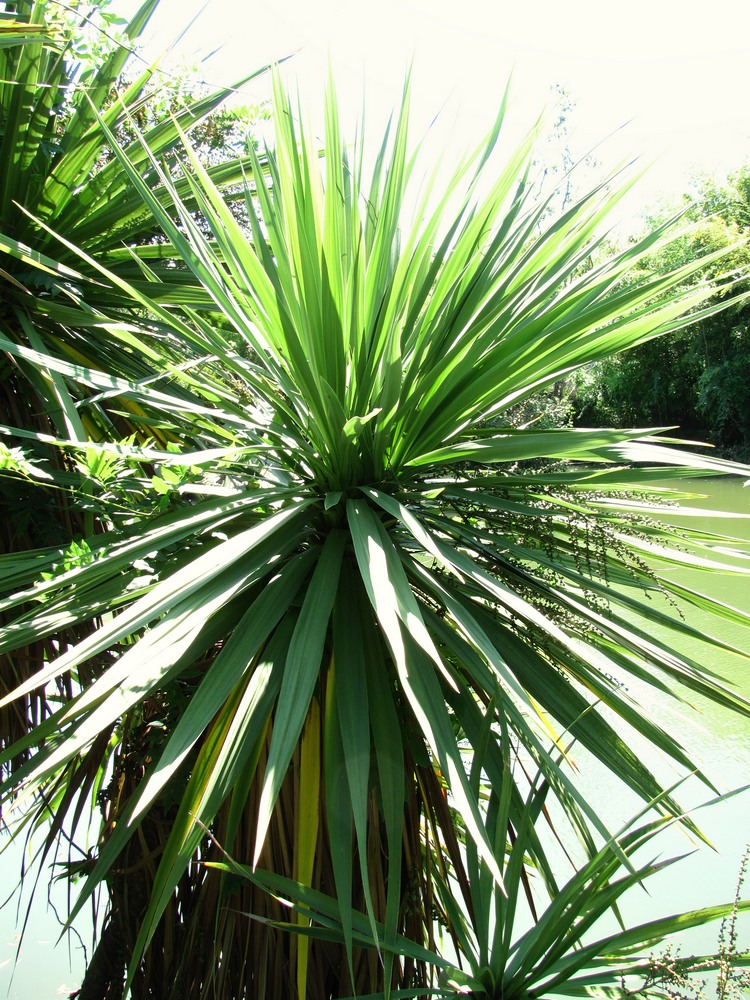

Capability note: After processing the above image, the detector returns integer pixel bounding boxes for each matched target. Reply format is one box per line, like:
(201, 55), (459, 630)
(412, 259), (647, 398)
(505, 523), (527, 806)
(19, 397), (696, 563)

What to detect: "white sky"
(117, 0), (750, 219)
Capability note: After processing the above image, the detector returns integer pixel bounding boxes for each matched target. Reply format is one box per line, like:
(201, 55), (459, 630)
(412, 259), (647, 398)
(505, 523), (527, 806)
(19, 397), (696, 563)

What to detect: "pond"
(1, 478), (749, 997)
(573, 475), (750, 976)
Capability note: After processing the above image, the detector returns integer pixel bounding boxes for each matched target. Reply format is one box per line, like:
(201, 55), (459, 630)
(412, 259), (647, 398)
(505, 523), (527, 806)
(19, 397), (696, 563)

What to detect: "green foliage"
(572, 182), (750, 456)
(2, 16), (750, 997)
(45, 0), (129, 69)
(0, 0), (271, 380)
(213, 783), (750, 1000)
(697, 325), (750, 446)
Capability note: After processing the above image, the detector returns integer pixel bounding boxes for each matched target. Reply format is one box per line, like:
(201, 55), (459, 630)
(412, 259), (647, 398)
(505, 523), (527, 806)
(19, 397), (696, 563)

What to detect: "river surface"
(567, 476), (750, 977)
(1, 478), (749, 997)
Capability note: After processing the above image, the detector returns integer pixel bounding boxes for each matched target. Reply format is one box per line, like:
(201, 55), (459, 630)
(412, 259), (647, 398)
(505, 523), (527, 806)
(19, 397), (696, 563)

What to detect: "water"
(1, 478), (749, 997)
(0, 823), (93, 998)
(569, 476), (750, 979)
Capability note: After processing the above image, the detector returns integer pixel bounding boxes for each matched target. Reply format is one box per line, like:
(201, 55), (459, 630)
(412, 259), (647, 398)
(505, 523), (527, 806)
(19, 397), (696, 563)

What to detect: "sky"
(117, 0), (750, 221)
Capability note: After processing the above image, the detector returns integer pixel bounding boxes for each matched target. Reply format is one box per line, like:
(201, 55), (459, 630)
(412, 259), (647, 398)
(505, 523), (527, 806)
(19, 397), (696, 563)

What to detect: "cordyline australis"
(1, 15), (750, 996)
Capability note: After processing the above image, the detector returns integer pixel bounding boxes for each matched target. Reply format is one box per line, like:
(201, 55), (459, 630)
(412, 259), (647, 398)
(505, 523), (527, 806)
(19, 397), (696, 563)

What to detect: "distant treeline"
(570, 169), (750, 459)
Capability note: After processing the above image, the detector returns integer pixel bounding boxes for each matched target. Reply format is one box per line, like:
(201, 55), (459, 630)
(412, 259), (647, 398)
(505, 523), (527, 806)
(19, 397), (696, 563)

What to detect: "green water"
(646, 478), (750, 956)
(578, 476), (750, 971)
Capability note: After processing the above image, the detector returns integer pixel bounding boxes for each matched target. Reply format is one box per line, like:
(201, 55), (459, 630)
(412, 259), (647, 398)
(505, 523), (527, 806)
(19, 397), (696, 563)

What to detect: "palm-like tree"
(2, 52), (750, 1000)
(0, 0), (267, 746)
(0, 0), (270, 458)
(0, 5), (269, 992)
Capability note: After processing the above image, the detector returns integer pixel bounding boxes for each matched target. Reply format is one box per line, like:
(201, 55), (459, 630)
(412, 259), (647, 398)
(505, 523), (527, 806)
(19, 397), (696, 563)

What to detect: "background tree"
(572, 173), (750, 457)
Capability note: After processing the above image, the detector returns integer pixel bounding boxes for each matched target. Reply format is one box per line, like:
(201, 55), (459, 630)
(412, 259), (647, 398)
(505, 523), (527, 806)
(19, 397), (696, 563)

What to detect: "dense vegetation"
(1, 3), (750, 999)
(572, 173), (750, 457)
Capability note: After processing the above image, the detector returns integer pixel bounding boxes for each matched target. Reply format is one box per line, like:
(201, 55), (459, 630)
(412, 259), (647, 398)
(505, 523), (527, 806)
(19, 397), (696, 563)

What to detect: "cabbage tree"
(0, 0), (268, 453)
(0, 0), (267, 844)
(1, 73), (750, 998)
